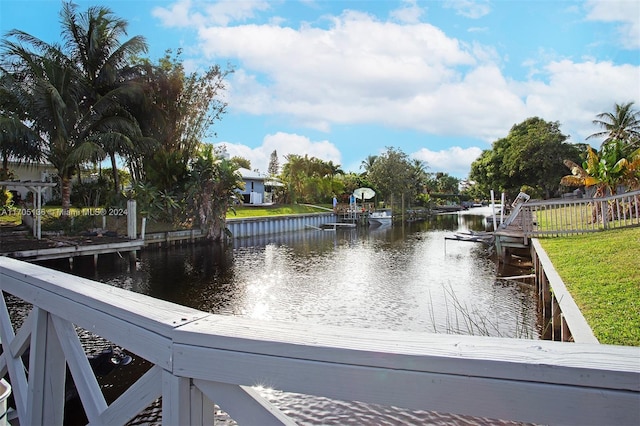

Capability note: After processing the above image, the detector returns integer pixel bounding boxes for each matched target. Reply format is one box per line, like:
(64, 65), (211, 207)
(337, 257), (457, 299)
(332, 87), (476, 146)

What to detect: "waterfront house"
(238, 168), (282, 205)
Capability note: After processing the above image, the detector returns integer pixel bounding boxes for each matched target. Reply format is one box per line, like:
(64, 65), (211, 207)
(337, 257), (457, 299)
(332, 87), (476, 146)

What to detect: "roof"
(238, 168), (284, 187)
(238, 167), (267, 180)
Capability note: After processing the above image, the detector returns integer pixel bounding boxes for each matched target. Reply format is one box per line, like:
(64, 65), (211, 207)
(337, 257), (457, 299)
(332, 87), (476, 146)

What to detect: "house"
(237, 168), (282, 205)
(2, 161), (57, 203)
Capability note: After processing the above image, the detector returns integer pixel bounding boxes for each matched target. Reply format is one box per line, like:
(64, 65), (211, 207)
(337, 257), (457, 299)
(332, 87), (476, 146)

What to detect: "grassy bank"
(539, 227), (640, 346)
(230, 204), (329, 218)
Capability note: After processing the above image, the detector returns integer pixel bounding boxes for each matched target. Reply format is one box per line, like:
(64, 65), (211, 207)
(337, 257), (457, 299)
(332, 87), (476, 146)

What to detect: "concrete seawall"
(226, 212), (336, 238)
(531, 238), (598, 343)
(144, 212), (338, 246)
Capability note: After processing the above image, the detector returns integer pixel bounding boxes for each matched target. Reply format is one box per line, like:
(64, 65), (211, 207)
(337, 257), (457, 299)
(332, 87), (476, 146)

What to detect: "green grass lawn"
(229, 203), (329, 218)
(539, 227), (640, 346)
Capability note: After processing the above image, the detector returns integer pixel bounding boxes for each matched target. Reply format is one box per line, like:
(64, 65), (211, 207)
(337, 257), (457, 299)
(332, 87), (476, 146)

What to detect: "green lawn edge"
(538, 227), (640, 346)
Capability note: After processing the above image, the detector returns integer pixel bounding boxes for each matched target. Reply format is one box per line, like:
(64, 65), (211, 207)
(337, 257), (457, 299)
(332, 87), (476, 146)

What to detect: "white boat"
(368, 209), (393, 226)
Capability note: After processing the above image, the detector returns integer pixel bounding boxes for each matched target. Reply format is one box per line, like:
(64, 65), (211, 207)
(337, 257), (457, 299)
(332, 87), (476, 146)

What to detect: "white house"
(237, 168), (282, 205)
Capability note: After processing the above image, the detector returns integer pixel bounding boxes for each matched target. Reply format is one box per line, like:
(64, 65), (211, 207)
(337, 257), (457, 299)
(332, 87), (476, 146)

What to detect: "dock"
(444, 230), (494, 244)
(0, 233), (144, 267)
(445, 193), (532, 261)
(4, 239), (144, 262)
(320, 222), (357, 230)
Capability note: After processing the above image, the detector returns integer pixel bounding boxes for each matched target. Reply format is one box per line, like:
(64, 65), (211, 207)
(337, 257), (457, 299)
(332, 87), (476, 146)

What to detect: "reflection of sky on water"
(59, 209), (537, 338)
(35, 209), (538, 424)
(208, 212), (536, 338)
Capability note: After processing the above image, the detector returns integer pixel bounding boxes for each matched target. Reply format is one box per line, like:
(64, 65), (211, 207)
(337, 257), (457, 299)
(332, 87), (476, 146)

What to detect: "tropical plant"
(129, 49), (232, 187)
(562, 140), (640, 197)
(0, 3), (149, 215)
(0, 36), (89, 215)
(360, 155), (378, 174)
(562, 140), (640, 222)
(280, 154), (343, 203)
(187, 145), (244, 241)
(408, 159), (429, 204)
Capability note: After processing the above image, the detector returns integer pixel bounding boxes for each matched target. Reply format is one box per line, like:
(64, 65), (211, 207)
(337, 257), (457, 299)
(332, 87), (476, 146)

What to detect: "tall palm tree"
(588, 102), (640, 150)
(60, 1), (149, 195)
(409, 159), (429, 199)
(1, 27), (144, 215)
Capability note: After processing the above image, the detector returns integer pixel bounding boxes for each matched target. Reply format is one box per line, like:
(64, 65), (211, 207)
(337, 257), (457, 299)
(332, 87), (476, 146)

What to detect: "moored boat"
(368, 209), (393, 226)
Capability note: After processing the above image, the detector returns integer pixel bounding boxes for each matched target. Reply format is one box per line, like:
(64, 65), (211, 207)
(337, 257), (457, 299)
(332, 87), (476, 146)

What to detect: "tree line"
(0, 2), (242, 241)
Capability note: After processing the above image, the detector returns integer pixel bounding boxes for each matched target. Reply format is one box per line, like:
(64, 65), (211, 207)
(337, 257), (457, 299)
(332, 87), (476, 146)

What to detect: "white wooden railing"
(0, 256), (639, 425)
(521, 189), (640, 237)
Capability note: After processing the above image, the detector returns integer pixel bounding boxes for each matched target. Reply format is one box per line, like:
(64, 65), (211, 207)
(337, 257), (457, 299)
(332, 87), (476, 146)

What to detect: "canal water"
(42, 208), (538, 424)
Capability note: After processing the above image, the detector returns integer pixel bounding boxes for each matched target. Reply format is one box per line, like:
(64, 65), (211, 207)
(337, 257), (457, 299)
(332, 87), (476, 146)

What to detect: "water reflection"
(56, 209), (537, 339)
(37, 209), (537, 424)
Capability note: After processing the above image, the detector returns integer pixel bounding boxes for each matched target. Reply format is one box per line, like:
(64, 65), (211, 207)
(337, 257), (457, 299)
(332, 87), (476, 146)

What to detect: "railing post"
(162, 371), (214, 426)
(26, 308), (66, 425)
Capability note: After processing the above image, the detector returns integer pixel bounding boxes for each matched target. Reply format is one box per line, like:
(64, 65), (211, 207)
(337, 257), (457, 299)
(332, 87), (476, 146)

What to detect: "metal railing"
(1, 256), (638, 425)
(521, 189), (640, 237)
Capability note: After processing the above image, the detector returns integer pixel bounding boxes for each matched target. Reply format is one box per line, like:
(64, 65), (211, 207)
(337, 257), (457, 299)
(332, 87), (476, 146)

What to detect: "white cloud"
(412, 146), (483, 177)
(585, 0), (640, 49)
(200, 11), (479, 132)
(443, 0), (491, 19)
(152, 0), (200, 28)
(216, 132), (342, 174)
(199, 7), (639, 148)
(519, 60), (640, 142)
(390, 0), (425, 24)
(153, 0), (270, 28)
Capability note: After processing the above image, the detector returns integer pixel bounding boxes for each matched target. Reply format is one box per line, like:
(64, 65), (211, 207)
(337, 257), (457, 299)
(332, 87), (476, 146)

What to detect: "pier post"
(127, 200), (137, 239)
(141, 218), (147, 240)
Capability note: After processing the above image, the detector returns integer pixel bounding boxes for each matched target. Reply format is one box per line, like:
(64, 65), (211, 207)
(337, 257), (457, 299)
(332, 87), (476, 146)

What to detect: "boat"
(368, 209), (393, 226)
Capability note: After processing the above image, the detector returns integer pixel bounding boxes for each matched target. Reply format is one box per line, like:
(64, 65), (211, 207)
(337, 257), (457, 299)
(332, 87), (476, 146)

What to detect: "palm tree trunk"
(110, 152), (120, 194)
(61, 174), (71, 217)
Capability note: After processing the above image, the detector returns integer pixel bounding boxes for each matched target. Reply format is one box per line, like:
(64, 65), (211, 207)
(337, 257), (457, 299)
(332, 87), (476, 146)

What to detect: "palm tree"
(409, 159), (429, 200)
(60, 2), (149, 195)
(360, 155), (378, 173)
(282, 154), (305, 203)
(1, 27), (144, 215)
(1, 35), (89, 215)
(588, 102), (640, 150)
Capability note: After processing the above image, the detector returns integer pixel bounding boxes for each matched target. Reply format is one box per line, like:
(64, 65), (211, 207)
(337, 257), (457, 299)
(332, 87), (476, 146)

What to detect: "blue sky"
(1, 1), (639, 178)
